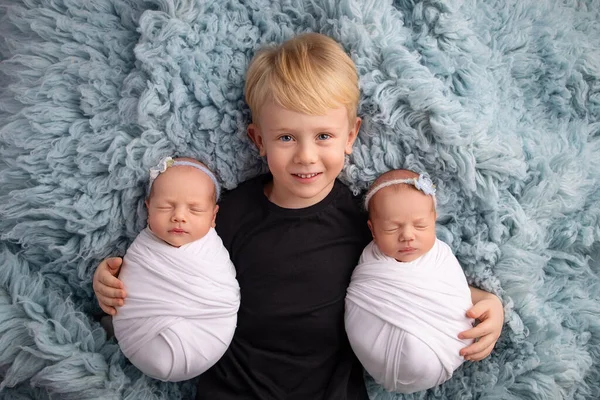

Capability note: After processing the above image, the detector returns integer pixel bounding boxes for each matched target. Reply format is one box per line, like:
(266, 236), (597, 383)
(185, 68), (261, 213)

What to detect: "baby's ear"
(367, 219), (375, 239)
(211, 204), (219, 228)
(247, 124), (266, 156)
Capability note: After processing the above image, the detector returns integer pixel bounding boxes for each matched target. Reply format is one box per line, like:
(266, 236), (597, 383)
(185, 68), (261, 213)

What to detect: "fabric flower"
(149, 156), (174, 185)
(415, 174), (436, 196)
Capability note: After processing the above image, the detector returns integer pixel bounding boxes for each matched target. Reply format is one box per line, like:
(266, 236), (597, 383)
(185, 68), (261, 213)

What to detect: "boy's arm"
(458, 286), (504, 361)
(92, 257), (127, 315)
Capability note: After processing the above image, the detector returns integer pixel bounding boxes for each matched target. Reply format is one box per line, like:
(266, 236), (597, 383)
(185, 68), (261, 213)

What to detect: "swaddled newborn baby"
(345, 169), (473, 393)
(113, 156), (240, 382)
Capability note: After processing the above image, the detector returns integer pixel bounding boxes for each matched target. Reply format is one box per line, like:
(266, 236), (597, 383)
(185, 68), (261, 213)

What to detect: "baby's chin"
(394, 255), (423, 263)
(391, 249), (428, 263)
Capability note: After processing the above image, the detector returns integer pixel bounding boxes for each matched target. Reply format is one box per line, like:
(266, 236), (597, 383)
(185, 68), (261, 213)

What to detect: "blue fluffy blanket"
(1, 0), (599, 398)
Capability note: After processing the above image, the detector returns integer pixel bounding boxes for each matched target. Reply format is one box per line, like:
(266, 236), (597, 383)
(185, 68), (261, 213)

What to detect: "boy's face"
(248, 102), (361, 208)
(367, 186), (437, 262)
(146, 167), (218, 247)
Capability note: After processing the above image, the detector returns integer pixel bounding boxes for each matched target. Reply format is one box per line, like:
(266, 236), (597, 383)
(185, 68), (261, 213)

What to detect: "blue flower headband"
(148, 156), (221, 202)
(364, 173), (436, 211)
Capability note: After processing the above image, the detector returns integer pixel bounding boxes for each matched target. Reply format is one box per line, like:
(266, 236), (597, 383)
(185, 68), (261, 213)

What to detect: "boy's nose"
(294, 143), (318, 164)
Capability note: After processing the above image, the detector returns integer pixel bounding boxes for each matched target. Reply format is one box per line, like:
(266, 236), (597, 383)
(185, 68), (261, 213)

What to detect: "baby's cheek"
(146, 212), (160, 231)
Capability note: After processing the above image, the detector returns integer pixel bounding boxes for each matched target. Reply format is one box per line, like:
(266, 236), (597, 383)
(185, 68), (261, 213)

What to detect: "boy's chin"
(272, 181), (336, 208)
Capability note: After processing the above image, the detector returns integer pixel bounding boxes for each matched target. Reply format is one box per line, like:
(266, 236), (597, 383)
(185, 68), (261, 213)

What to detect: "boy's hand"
(92, 257), (126, 316)
(458, 290), (504, 361)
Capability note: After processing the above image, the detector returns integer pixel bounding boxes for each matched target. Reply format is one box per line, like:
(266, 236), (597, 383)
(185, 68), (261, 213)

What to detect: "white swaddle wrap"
(345, 239), (473, 393)
(113, 227), (240, 381)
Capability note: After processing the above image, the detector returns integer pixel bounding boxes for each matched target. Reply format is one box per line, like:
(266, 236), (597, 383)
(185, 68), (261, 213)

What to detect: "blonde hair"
(245, 33), (359, 124)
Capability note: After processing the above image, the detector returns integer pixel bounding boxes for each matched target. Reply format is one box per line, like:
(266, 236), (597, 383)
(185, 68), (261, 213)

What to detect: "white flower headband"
(148, 156), (221, 202)
(364, 173), (436, 211)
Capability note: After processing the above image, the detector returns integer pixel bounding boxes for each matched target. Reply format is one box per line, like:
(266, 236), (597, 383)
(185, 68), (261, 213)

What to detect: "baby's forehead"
(369, 184), (435, 217)
(150, 166), (216, 198)
(370, 185), (416, 207)
(160, 164), (213, 183)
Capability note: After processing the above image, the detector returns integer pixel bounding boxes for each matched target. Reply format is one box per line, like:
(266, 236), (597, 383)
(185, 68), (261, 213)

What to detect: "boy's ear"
(345, 117), (362, 155)
(247, 123), (266, 156)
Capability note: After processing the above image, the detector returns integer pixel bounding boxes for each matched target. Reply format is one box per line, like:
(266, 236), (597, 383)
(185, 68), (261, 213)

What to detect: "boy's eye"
(317, 133), (331, 140)
(278, 135), (293, 142)
(190, 208), (204, 213)
(157, 206), (172, 210)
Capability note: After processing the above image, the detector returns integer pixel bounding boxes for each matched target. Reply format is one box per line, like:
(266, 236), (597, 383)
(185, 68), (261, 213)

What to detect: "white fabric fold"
(113, 227), (240, 381)
(345, 239), (473, 393)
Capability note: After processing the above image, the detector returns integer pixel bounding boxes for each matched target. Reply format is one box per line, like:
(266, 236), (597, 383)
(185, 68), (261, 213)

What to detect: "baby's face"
(146, 166), (218, 247)
(368, 186), (436, 262)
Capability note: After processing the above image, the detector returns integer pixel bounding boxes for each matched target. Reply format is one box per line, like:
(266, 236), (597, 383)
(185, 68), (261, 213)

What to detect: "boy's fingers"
(464, 343), (494, 361)
(466, 302), (488, 319)
(92, 276), (122, 296)
(97, 293), (124, 308)
(97, 285), (126, 300)
(99, 272), (124, 289)
(458, 324), (487, 340)
(106, 257), (123, 273)
(460, 334), (494, 356)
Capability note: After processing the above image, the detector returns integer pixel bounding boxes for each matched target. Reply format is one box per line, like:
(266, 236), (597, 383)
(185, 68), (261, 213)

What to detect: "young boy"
(113, 157), (239, 382)
(93, 33), (504, 399)
(346, 169), (474, 393)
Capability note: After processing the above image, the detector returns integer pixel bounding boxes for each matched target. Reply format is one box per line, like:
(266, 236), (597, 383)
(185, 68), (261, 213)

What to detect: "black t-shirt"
(195, 174), (371, 400)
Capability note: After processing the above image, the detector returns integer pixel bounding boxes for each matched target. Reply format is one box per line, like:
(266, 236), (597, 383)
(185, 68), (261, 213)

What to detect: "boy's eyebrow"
(271, 125), (341, 133)
(271, 127), (294, 133)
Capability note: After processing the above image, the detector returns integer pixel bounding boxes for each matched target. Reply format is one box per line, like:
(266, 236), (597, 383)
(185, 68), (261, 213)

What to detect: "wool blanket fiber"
(0, 0), (599, 399)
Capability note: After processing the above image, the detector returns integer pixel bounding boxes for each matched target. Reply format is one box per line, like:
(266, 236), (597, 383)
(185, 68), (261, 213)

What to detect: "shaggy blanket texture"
(1, 0), (599, 398)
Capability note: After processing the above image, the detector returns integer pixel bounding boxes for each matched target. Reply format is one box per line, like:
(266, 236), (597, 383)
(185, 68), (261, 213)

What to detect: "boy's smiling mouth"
(293, 172), (321, 179)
